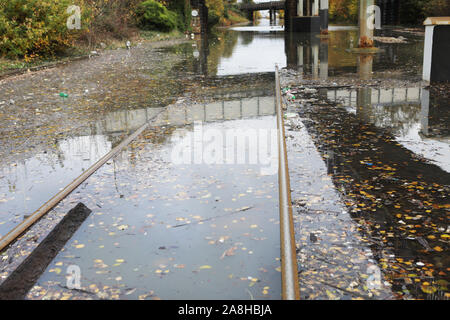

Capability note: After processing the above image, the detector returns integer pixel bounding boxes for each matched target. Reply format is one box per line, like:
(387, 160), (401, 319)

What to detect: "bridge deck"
(238, 1), (285, 11)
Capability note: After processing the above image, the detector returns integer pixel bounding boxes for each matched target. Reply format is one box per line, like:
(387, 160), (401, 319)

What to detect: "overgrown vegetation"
(0, 0), (247, 62)
(0, 0), (83, 59)
(136, 0), (178, 31)
(329, 0), (359, 25)
(399, 0), (450, 25)
(329, 0), (450, 26)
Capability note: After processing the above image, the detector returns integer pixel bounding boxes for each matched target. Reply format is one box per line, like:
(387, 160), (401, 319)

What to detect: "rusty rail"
(0, 120), (155, 253)
(275, 65), (301, 300)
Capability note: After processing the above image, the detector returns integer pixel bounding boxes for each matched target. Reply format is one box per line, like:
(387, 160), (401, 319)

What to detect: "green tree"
(0, 0), (84, 58)
(165, 0), (191, 30)
(206, 0), (225, 26)
(136, 0), (179, 31)
(399, 0), (450, 25)
(329, 0), (358, 24)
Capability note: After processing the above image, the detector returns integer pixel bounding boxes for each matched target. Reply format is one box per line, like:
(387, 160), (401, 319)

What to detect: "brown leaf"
(220, 246), (237, 259)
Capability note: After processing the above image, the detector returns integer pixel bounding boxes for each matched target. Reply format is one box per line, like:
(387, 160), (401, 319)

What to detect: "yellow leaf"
(49, 268), (61, 274)
(199, 265), (212, 269)
(421, 285), (437, 294)
(326, 289), (336, 299)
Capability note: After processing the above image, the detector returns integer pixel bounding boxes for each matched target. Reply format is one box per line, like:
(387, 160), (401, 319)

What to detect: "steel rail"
(275, 65), (301, 300)
(0, 119), (156, 252)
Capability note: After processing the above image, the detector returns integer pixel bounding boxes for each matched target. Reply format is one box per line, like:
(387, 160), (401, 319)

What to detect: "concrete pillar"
(313, 0), (319, 16)
(297, 0), (304, 16)
(358, 0), (375, 48)
(285, 0), (298, 32)
(319, 0), (328, 32)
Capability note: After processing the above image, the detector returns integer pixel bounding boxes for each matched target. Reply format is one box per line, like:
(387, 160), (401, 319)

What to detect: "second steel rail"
(275, 65), (301, 300)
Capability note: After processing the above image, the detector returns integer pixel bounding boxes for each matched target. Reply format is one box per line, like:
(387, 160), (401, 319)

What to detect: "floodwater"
(1, 19), (285, 300)
(0, 18), (448, 300)
(280, 24), (449, 299)
(26, 114), (282, 300)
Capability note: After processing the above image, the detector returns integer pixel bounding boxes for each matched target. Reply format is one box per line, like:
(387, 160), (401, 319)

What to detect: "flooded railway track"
(0, 67), (301, 300)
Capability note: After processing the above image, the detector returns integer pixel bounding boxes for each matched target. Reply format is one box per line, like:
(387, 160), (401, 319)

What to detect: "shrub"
(0, 0), (83, 58)
(422, 0), (450, 18)
(82, 0), (141, 42)
(165, 0), (191, 31)
(206, 0), (225, 27)
(136, 0), (179, 32)
(399, 0), (426, 25)
(329, 0), (358, 25)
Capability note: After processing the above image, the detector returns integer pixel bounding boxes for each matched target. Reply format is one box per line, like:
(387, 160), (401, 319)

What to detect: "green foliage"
(400, 0), (450, 25)
(399, 0), (426, 25)
(329, 0), (450, 26)
(206, 0), (225, 26)
(166, 0), (191, 30)
(423, 0), (450, 16)
(329, 0), (358, 25)
(0, 0), (83, 59)
(136, 0), (179, 32)
(83, 0), (140, 40)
